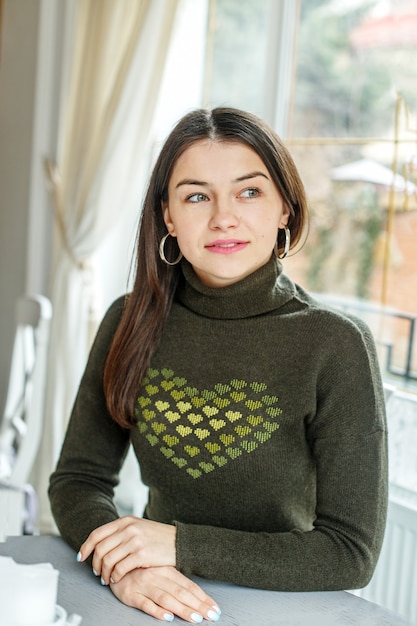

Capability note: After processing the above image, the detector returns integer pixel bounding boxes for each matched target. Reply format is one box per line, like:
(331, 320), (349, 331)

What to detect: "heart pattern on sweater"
(135, 368), (281, 479)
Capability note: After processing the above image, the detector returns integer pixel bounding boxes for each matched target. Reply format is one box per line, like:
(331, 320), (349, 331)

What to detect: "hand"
(77, 516), (176, 584)
(109, 566), (221, 623)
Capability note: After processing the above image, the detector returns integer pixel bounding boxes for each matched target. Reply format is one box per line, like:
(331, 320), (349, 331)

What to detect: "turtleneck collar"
(176, 256), (296, 320)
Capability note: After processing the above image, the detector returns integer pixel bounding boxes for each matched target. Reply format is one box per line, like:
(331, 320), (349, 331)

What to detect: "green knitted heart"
(135, 369), (281, 478)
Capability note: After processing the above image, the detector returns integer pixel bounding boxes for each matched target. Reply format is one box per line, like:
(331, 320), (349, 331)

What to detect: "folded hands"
(77, 516), (221, 623)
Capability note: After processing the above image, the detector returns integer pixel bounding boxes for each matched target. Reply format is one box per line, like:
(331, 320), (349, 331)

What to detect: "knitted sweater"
(49, 257), (388, 592)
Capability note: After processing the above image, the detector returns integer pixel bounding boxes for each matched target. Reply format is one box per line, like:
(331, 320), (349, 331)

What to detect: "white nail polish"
(76, 551), (82, 562)
(163, 614), (174, 622)
(208, 609), (221, 622)
(92, 568), (99, 577)
(191, 613), (203, 624)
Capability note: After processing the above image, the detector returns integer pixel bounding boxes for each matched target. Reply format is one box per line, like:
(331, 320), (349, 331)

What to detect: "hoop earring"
(276, 227), (291, 259)
(159, 233), (183, 266)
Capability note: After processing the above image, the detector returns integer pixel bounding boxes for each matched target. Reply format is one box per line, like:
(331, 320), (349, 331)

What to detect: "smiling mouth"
(205, 240), (248, 254)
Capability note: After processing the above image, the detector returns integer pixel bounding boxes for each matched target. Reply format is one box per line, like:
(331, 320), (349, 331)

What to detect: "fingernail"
(110, 577), (115, 584)
(191, 614), (203, 624)
(163, 614), (174, 622)
(92, 569), (99, 577)
(212, 606), (221, 615)
(76, 551), (82, 562)
(100, 577), (106, 586)
(207, 609), (221, 622)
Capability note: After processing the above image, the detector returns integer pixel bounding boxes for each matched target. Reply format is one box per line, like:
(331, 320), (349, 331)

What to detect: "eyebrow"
(175, 171), (269, 189)
(235, 170), (269, 183)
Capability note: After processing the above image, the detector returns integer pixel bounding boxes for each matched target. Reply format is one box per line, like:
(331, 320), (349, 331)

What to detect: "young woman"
(49, 107), (388, 624)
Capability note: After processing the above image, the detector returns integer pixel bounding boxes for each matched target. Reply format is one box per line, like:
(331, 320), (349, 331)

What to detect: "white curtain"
(35, 0), (181, 532)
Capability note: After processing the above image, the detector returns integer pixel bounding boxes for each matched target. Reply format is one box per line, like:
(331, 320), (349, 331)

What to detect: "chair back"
(0, 295), (52, 535)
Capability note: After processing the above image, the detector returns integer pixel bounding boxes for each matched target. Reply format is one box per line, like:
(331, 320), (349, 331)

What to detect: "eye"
(240, 187), (260, 198)
(187, 192), (209, 203)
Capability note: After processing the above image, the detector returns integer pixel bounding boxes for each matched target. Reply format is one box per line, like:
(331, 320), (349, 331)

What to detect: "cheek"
(262, 230), (279, 249)
(173, 215), (202, 242)
(174, 230), (195, 256)
(253, 212), (280, 236)
(257, 217), (280, 248)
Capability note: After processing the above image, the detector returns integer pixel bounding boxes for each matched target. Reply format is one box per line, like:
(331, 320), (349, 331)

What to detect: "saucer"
(47, 605), (82, 626)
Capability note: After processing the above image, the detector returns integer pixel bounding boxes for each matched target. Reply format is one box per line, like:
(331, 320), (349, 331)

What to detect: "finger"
(108, 552), (141, 583)
(111, 585), (176, 623)
(99, 542), (139, 584)
(155, 591), (217, 623)
(91, 521), (155, 582)
(93, 538), (124, 579)
(78, 519), (123, 561)
(111, 571), (221, 623)
(97, 536), (146, 584)
(109, 540), (173, 583)
(179, 574), (219, 606)
(84, 515), (144, 563)
(94, 519), (176, 582)
(95, 523), (155, 582)
(151, 585), (221, 623)
(150, 569), (221, 623)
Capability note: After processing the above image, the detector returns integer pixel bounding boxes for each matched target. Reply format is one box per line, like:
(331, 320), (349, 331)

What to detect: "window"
(203, 0), (271, 116)
(204, 0), (417, 390)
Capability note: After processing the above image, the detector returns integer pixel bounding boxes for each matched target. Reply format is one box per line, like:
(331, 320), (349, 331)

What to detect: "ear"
(280, 203), (291, 228)
(162, 201), (177, 236)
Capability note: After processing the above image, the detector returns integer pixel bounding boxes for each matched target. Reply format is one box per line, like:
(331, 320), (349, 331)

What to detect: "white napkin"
(0, 556), (58, 625)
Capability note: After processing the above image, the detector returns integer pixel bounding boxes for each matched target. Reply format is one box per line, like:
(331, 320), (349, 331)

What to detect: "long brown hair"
(104, 107), (309, 428)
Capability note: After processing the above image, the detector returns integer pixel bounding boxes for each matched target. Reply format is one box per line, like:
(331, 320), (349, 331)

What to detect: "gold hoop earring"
(159, 233), (183, 266)
(275, 227), (291, 259)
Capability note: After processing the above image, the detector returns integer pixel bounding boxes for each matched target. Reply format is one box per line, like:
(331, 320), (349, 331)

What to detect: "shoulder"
(293, 283), (373, 339)
(100, 295), (127, 330)
(296, 289), (384, 390)
(282, 282), (381, 374)
(287, 290), (386, 428)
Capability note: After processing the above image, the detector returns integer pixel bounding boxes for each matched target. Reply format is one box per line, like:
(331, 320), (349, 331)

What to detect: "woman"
(49, 107), (388, 623)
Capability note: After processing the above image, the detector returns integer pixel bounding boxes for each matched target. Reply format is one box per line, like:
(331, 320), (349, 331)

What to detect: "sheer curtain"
(35, 0), (181, 532)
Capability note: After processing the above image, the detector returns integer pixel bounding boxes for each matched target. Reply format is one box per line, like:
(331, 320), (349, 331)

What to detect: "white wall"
(0, 0), (42, 412)
(0, 0), (67, 415)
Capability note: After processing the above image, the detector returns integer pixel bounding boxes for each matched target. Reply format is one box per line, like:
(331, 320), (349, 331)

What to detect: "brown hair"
(104, 107), (309, 428)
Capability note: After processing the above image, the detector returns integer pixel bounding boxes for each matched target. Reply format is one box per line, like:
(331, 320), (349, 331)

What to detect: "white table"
(0, 535), (411, 625)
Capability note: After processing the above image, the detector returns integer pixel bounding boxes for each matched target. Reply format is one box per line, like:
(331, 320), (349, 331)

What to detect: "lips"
(205, 240), (248, 254)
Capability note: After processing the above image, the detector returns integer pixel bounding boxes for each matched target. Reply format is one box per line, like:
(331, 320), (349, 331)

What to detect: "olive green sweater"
(49, 258), (388, 591)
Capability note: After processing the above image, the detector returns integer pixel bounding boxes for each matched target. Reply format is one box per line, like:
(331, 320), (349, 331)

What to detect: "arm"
(175, 316), (388, 591)
(49, 299), (221, 623)
(48, 297), (130, 550)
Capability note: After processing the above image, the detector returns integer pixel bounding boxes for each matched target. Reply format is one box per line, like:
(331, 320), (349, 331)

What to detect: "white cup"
(0, 558), (59, 625)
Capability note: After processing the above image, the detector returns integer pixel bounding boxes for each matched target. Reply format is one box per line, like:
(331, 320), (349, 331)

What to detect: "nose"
(208, 198), (239, 231)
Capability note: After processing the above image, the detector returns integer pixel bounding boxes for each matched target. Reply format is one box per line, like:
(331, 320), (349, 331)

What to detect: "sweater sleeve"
(48, 297), (130, 552)
(174, 315), (388, 591)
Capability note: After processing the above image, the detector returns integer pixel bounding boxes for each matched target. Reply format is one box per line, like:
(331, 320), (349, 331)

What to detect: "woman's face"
(162, 139), (290, 288)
